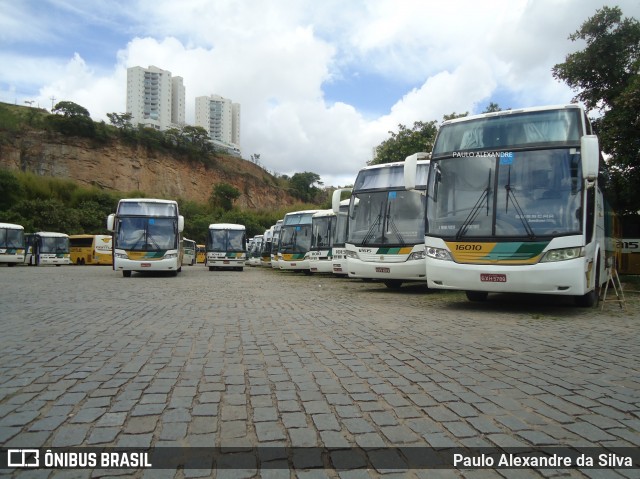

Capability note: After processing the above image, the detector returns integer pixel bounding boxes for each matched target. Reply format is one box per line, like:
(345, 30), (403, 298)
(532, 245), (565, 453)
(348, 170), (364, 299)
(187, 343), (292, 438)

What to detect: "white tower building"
(126, 65), (185, 130)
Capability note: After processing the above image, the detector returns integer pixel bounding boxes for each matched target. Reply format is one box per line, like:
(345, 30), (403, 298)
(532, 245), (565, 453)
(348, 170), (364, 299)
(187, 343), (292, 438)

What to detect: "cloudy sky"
(2, 0), (638, 187)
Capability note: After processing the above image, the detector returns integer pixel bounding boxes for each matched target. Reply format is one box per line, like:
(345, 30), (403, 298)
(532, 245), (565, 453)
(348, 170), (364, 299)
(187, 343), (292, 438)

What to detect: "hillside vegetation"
(0, 102), (329, 241)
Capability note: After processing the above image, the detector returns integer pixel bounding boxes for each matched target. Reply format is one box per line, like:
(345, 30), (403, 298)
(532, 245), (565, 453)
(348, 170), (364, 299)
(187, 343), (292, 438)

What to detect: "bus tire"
(575, 262), (600, 308)
(384, 280), (403, 289)
(466, 291), (488, 302)
(209, 266), (215, 271)
(123, 270), (132, 277)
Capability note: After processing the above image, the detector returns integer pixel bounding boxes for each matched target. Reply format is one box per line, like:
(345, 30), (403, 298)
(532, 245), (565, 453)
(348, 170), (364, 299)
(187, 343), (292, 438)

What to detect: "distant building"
(195, 94), (241, 155)
(126, 65), (185, 130)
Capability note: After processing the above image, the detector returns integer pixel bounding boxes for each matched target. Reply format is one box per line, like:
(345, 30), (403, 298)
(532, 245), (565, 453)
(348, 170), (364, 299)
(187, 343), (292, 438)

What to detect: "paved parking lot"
(0, 264), (638, 478)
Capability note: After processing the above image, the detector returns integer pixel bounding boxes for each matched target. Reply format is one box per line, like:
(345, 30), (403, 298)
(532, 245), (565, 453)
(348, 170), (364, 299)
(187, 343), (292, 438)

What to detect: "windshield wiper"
(504, 165), (536, 239)
(456, 169), (492, 240)
(385, 201), (405, 245)
(362, 202), (384, 245)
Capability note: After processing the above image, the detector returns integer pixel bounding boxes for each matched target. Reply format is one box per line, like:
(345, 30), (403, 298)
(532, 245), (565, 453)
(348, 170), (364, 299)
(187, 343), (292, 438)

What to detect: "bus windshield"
(1, 228), (24, 248)
(208, 229), (246, 252)
(115, 217), (177, 250)
(311, 216), (335, 249)
(40, 236), (69, 254)
(279, 225), (312, 253)
(348, 190), (426, 246)
(433, 108), (582, 158)
(427, 149), (583, 239)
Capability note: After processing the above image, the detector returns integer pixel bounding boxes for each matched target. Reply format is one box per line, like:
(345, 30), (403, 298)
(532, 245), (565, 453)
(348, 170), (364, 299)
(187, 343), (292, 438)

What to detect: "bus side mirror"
(178, 216), (185, 233)
(332, 189), (344, 213)
(404, 152), (428, 190)
(106, 214), (115, 232)
(581, 135), (599, 181)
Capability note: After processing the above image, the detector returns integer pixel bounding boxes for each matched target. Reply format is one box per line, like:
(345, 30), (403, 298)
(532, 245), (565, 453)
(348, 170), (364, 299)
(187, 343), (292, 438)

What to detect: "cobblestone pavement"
(0, 265), (638, 479)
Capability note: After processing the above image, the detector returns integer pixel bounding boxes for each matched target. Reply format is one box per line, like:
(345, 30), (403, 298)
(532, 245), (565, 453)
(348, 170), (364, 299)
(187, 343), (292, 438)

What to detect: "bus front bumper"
(426, 257), (588, 295)
(347, 258), (427, 281)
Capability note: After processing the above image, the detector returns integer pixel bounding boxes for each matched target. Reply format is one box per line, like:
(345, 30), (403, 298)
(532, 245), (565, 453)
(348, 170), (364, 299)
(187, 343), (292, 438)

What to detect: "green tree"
(288, 172), (322, 202)
(210, 183), (241, 211)
(107, 112), (133, 129)
(52, 101), (90, 118)
(0, 169), (24, 211)
(48, 101), (95, 137)
(371, 120), (438, 165)
(552, 5), (640, 214)
(483, 102), (503, 113)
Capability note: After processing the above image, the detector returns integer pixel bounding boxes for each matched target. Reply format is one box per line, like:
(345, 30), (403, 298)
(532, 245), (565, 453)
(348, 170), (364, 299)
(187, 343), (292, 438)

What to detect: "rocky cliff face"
(0, 131), (296, 209)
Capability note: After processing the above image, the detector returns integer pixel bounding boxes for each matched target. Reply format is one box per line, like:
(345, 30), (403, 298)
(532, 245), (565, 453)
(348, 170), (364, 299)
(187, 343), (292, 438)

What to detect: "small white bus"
(206, 223), (247, 271)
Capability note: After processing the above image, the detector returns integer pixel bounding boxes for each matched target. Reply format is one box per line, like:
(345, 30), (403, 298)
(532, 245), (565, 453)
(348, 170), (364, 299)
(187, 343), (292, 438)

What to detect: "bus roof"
(284, 209), (322, 216)
(312, 209), (336, 218)
(208, 223), (246, 230)
(118, 198), (178, 204)
(357, 159), (430, 172)
(440, 104), (584, 126)
(35, 232), (69, 237)
(0, 222), (24, 230)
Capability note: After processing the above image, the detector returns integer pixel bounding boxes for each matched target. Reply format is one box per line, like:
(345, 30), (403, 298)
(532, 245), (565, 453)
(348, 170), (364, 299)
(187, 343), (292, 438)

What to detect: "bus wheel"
(466, 291), (488, 302)
(123, 270), (132, 278)
(384, 280), (403, 289)
(209, 266), (215, 271)
(575, 263), (600, 307)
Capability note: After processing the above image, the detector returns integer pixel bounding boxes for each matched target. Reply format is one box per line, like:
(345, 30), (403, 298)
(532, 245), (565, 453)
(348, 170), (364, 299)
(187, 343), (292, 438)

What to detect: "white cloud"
(3, 0), (639, 188)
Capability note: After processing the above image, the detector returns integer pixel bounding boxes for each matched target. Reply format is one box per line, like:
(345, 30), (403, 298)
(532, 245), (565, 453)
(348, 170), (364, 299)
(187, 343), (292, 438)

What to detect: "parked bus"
(248, 234), (263, 266)
(617, 214), (640, 275)
(333, 154), (430, 288)
(332, 198), (350, 276)
(196, 244), (206, 264)
(271, 220), (283, 269)
(107, 198), (184, 277)
(206, 223), (247, 271)
(182, 238), (197, 266)
(405, 104), (613, 306)
(261, 226), (274, 267)
(25, 232), (71, 266)
(0, 222), (25, 266)
(278, 210), (321, 273)
(309, 209), (337, 274)
(69, 234), (113, 265)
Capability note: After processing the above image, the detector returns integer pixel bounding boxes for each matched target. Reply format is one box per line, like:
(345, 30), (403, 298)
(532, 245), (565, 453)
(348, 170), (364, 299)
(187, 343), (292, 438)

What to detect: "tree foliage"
(209, 183), (241, 211)
(371, 121), (438, 165)
(288, 172), (323, 203)
(552, 5), (640, 214)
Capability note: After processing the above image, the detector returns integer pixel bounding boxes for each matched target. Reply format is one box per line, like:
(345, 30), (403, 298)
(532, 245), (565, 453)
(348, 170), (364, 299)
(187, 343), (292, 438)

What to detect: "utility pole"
(50, 96), (56, 111)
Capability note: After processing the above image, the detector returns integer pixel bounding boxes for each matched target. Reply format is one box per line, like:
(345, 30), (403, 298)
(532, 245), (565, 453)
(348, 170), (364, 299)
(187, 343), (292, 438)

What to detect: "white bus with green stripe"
(0, 223), (25, 266)
(278, 209), (321, 272)
(333, 153), (430, 288)
(206, 223), (247, 271)
(405, 104), (614, 307)
(107, 198), (185, 277)
(309, 209), (337, 274)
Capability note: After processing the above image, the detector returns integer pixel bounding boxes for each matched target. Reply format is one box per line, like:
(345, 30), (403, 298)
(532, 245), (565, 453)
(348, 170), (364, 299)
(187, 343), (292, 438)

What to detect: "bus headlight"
(346, 250), (359, 259)
(164, 252), (178, 259)
(426, 247), (452, 261)
(540, 247), (584, 262)
(115, 252), (128, 259)
(407, 250), (426, 261)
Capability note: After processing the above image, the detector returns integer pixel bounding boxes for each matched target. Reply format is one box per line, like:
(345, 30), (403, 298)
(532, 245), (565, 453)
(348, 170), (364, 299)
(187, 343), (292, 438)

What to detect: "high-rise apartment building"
(126, 65), (185, 130)
(195, 95), (241, 151)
